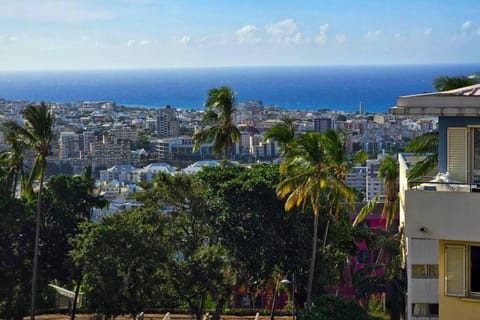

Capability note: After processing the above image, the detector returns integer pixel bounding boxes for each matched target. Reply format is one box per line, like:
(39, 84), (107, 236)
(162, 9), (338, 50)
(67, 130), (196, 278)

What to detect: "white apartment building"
(157, 105), (179, 138)
(391, 84), (480, 319)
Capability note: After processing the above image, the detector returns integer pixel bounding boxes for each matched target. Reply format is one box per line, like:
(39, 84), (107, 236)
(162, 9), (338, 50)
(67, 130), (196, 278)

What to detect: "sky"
(1, 0), (480, 70)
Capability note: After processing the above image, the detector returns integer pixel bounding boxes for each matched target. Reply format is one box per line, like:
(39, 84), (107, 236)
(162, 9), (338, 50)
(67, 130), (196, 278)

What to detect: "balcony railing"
(408, 178), (480, 192)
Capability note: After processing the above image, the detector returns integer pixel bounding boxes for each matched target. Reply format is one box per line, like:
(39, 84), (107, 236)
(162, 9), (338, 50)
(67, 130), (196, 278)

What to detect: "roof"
(390, 84), (480, 116)
(108, 164), (137, 172)
(144, 162), (176, 173)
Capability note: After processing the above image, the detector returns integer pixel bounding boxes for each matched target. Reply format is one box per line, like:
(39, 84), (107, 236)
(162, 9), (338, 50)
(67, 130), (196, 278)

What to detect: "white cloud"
(424, 28), (432, 37)
(179, 36), (192, 46)
(139, 40), (152, 46)
(365, 30), (382, 40)
(336, 35), (346, 43)
(0, 34), (18, 44)
(314, 24), (329, 44)
(235, 25), (260, 44)
(127, 39), (136, 47)
(461, 20), (472, 32)
(81, 35), (89, 41)
(266, 18), (301, 43)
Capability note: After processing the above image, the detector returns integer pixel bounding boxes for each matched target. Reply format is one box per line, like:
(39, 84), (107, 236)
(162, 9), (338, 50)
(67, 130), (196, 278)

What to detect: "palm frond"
(405, 132), (438, 154)
(353, 197), (379, 227)
(407, 154), (438, 180)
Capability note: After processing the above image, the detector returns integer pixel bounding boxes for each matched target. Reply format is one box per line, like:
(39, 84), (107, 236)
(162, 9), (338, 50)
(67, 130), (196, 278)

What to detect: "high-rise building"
(359, 101), (365, 114)
(157, 105), (179, 138)
(59, 131), (80, 160)
(314, 117), (335, 133)
(79, 131), (95, 158)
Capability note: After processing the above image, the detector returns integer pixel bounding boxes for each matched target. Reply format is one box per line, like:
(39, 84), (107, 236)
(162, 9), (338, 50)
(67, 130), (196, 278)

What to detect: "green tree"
(70, 207), (170, 317)
(193, 86), (241, 164)
(133, 173), (235, 320)
(198, 165), (312, 308)
(7, 103), (54, 320)
(40, 169), (107, 320)
(0, 126), (27, 201)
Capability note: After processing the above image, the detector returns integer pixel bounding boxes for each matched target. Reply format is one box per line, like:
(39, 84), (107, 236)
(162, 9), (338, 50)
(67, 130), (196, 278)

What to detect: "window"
(412, 264), (439, 278)
(445, 244), (480, 296)
(412, 303), (439, 317)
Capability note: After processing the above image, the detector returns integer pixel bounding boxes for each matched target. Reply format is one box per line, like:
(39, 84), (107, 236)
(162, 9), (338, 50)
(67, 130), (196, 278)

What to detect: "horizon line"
(1, 62), (480, 72)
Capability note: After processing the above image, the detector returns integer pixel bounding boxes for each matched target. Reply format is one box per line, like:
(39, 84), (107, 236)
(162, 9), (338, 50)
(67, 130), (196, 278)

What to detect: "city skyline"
(1, 0), (480, 70)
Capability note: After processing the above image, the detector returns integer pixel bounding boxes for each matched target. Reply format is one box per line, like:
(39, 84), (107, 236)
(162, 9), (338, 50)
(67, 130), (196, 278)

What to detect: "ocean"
(0, 64), (479, 113)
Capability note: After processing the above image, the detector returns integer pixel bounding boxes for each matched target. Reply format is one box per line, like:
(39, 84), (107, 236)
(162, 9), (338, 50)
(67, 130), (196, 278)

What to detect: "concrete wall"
(404, 190), (480, 242)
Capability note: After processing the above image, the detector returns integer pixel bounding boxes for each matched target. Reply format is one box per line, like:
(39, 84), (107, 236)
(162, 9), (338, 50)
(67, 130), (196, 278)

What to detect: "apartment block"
(157, 105), (179, 138)
(392, 84), (480, 319)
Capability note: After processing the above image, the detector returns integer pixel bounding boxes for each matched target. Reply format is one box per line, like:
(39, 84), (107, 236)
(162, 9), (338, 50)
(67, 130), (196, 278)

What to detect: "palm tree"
(433, 74), (479, 91)
(0, 125), (27, 201)
(9, 102), (54, 320)
(264, 117), (296, 156)
(377, 156), (398, 230)
(193, 86), (241, 165)
(353, 156), (398, 231)
(276, 130), (358, 309)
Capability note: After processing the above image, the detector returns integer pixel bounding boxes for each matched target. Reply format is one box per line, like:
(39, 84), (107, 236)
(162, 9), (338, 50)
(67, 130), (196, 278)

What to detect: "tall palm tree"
(264, 117), (296, 156)
(353, 156), (398, 231)
(377, 156), (399, 230)
(276, 130), (358, 309)
(9, 102), (54, 320)
(321, 130), (366, 242)
(193, 86), (241, 165)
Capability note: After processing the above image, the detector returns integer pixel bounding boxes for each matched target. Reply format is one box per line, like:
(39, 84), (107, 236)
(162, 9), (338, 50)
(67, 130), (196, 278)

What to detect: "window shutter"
(447, 127), (467, 182)
(445, 245), (466, 296)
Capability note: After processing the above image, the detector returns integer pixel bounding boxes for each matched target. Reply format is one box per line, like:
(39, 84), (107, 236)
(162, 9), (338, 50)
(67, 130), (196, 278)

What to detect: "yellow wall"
(439, 240), (480, 319)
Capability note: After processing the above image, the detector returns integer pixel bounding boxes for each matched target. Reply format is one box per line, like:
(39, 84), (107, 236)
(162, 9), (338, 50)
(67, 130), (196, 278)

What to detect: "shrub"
(299, 295), (374, 320)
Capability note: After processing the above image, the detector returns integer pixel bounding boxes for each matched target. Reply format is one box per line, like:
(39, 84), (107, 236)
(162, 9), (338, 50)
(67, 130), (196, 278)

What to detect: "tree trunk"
(270, 279), (280, 320)
(306, 213), (319, 310)
(211, 296), (225, 320)
(322, 219), (330, 249)
(70, 275), (82, 320)
(31, 173), (45, 320)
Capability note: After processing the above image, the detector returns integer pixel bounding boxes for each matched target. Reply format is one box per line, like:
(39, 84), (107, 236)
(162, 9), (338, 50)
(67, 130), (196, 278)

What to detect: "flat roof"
(390, 84), (480, 116)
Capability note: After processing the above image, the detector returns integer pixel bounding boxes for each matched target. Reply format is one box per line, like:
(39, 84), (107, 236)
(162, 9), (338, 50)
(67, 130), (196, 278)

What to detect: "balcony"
(399, 153), (480, 242)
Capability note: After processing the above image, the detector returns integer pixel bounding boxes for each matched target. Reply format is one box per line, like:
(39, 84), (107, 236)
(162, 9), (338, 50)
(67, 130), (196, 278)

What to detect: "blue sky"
(1, 0), (479, 70)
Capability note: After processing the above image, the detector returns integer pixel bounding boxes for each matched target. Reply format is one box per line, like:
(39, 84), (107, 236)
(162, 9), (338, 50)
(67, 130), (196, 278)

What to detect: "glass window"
(471, 246), (480, 293)
(412, 264), (438, 277)
(412, 303), (439, 316)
